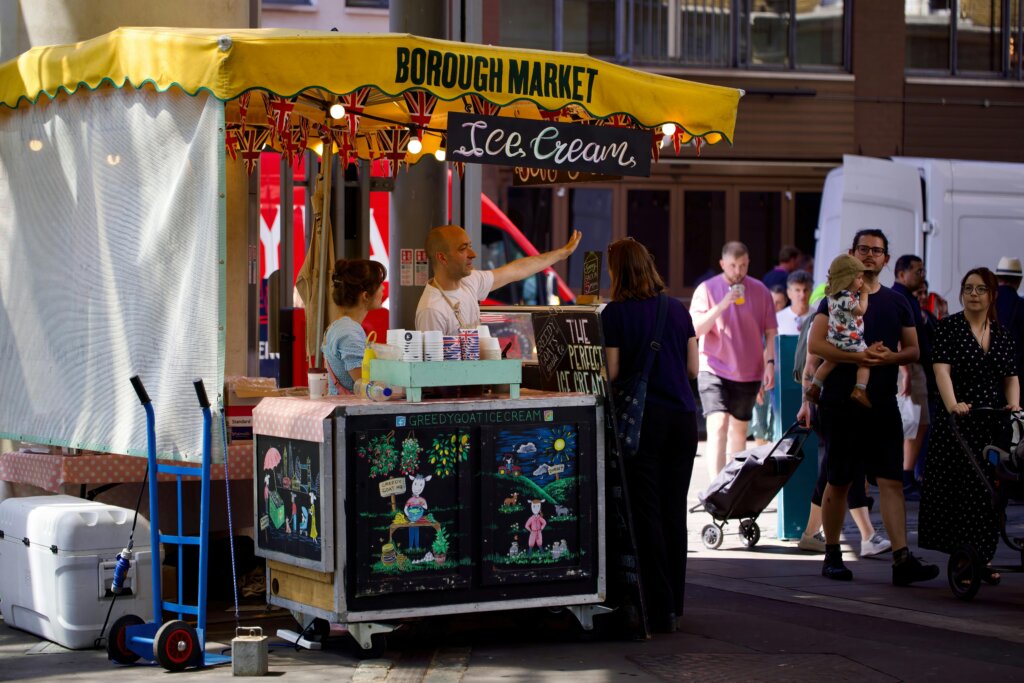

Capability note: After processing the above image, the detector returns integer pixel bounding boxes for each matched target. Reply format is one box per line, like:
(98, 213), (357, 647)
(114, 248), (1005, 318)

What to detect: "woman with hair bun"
(321, 259), (387, 394)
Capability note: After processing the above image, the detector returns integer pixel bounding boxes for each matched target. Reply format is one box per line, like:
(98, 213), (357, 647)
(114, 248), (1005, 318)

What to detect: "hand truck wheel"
(106, 613), (143, 664)
(739, 519), (761, 548)
(701, 524), (723, 550)
(154, 619), (200, 671)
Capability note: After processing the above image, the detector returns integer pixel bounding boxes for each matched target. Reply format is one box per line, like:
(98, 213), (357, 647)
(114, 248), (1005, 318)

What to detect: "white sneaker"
(797, 531), (826, 552)
(860, 533), (892, 557)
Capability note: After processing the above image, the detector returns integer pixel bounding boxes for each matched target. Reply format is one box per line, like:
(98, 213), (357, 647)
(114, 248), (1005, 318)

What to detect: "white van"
(815, 155), (1024, 312)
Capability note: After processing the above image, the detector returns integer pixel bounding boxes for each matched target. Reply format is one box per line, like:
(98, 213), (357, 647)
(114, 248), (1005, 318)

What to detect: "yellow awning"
(0, 27), (740, 145)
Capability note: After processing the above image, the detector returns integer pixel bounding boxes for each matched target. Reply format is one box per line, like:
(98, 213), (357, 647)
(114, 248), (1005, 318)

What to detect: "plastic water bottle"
(111, 549), (131, 595)
(354, 379), (393, 402)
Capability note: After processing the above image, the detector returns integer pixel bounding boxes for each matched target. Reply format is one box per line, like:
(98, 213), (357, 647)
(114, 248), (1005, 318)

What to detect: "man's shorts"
(697, 371), (762, 421)
(819, 398), (904, 486)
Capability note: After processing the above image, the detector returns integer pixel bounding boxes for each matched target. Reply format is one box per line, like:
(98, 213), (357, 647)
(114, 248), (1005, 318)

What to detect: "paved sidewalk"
(2, 442), (1023, 681)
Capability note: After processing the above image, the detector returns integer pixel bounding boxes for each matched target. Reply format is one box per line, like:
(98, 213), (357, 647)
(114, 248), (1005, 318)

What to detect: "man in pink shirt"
(690, 242), (778, 479)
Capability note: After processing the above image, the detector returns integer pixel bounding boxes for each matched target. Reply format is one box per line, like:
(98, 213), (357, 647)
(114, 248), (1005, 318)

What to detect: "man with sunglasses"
(798, 229), (939, 586)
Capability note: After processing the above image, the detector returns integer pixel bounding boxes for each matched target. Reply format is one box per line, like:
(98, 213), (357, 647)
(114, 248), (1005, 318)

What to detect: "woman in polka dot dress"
(919, 267), (1021, 583)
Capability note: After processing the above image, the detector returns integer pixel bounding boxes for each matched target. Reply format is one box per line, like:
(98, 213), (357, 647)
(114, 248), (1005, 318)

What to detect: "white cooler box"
(0, 495), (157, 649)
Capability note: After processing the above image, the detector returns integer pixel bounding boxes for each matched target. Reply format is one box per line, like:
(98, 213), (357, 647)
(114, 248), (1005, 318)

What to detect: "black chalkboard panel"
(255, 435), (330, 569)
(530, 308), (608, 396)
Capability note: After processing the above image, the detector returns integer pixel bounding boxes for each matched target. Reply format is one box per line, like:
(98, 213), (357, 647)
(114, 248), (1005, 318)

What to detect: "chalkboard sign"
(531, 308), (607, 396)
(581, 251), (602, 298)
(254, 432), (333, 572)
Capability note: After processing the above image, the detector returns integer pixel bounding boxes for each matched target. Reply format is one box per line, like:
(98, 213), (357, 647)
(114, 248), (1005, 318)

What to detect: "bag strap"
(639, 294), (669, 382)
(324, 360), (353, 395)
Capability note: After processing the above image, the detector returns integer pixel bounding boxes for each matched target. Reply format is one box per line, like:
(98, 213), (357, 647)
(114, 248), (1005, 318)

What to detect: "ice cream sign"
(446, 112), (652, 178)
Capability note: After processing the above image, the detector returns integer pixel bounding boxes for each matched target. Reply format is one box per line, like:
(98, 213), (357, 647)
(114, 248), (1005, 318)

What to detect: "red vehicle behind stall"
(259, 153), (573, 380)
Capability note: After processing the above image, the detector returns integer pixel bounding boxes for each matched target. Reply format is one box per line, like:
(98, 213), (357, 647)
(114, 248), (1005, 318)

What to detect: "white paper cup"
(307, 369), (328, 399)
(423, 330), (443, 345)
(480, 336), (500, 352)
(386, 329), (406, 346)
(477, 324), (491, 338)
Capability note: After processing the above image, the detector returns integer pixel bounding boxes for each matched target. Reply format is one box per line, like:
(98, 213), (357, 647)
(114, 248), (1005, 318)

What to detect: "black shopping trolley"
(691, 423), (811, 550)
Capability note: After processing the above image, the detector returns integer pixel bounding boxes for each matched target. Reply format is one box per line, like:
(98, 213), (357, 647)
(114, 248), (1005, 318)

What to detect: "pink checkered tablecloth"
(253, 396), (342, 443)
(0, 443), (254, 493)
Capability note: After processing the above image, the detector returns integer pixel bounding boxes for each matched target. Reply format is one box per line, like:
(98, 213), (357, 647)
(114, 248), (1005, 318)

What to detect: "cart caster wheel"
(739, 520), (761, 548)
(701, 524), (723, 550)
(106, 614), (143, 664)
(309, 617), (331, 642)
(154, 619), (200, 671)
(948, 546), (982, 601)
(352, 634), (387, 660)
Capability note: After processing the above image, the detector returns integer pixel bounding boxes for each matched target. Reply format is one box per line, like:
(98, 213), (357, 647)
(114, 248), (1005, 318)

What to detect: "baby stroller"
(945, 407), (1024, 600)
(692, 423), (811, 549)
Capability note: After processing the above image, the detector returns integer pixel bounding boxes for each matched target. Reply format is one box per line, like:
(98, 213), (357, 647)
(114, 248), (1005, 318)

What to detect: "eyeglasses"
(854, 245), (886, 256)
(962, 285), (990, 295)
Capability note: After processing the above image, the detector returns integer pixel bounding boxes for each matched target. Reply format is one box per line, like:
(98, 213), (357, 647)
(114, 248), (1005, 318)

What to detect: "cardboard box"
(225, 377), (305, 442)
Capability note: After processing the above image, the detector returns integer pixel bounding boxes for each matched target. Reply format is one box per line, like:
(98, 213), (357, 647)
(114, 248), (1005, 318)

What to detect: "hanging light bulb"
(28, 138), (43, 152)
(662, 123), (677, 137)
(329, 102), (346, 120)
(434, 148), (446, 162)
(407, 137), (423, 155)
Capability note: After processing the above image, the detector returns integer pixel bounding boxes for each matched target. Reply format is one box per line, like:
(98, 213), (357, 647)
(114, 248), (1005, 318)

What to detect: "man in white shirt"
(415, 224), (582, 334)
(775, 270), (814, 335)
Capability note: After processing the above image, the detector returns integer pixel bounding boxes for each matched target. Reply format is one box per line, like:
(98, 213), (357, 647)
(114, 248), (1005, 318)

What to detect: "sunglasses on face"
(962, 285), (989, 295)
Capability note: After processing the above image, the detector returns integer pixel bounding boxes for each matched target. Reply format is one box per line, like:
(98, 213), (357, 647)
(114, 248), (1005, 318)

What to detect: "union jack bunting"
(237, 92), (252, 134)
(403, 91), (437, 140)
(377, 128), (410, 178)
(600, 114), (635, 129)
(451, 160), (465, 180)
(224, 123), (242, 162)
(670, 128), (690, 155)
(240, 126), (271, 175)
(538, 106), (568, 122)
(266, 94), (296, 142)
(283, 118), (310, 168)
(651, 130), (665, 163)
(340, 87), (372, 136)
(694, 136), (703, 157)
(466, 94), (500, 117)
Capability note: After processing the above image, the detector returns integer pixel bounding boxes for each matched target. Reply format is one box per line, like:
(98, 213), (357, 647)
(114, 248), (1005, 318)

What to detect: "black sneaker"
(822, 555), (853, 581)
(892, 552), (940, 586)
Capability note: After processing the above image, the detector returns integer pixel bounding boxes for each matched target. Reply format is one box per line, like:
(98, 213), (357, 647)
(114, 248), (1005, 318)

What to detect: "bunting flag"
(538, 106), (567, 122)
(340, 87), (372, 136)
(402, 91), (437, 140)
(224, 123), (241, 161)
(651, 130), (665, 163)
(451, 160), (465, 179)
(466, 94), (501, 117)
(266, 94), (296, 142)
(377, 128), (410, 178)
(240, 126), (271, 175)
(694, 136), (703, 157)
(237, 91), (251, 134)
(671, 129), (690, 155)
(601, 114), (635, 129)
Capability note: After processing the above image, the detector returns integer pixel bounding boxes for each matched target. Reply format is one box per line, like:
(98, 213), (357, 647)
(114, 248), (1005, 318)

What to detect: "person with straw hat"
(805, 253), (872, 408)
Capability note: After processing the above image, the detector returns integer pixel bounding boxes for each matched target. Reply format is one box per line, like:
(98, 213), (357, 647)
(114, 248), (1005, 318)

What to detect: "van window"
(482, 223), (543, 305)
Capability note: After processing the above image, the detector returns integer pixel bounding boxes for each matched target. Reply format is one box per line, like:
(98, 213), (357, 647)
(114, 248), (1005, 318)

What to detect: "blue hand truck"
(106, 376), (230, 671)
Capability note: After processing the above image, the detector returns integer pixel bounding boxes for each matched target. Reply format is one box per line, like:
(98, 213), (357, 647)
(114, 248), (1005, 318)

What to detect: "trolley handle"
(193, 378), (210, 408)
(130, 375), (151, 405)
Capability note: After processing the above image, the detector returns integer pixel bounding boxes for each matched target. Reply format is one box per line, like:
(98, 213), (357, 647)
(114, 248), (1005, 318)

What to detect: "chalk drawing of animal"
(554, 504), (570, 517)
(503, 492), (519, 507)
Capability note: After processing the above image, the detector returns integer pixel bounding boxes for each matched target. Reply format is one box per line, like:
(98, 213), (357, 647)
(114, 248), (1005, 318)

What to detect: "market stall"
(253, 390), (603, 652)
(0, 27), (741, 466)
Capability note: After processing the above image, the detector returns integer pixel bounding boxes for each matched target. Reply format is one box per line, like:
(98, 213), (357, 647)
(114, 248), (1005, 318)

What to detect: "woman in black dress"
(919, 267), (1020, 582)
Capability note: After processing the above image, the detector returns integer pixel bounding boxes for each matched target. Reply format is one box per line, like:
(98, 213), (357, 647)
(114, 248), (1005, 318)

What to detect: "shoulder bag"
(611, 294), (668, 457)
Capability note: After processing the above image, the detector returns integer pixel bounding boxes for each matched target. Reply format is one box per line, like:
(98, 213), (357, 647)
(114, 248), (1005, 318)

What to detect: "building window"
(345, 0), (388, 8)
(265, 0), (317, 8)
(907, 0), (1023, 78)
(611, 0), (848, 70)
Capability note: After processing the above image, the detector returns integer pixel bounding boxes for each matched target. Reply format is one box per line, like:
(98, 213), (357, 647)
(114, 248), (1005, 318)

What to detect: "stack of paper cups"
(386, 329), (405, 347)
(442, 335), (462, 360)
(401, 330), (423, 362)
(459, 328), (480, 360)
(480, 336), (501, 360)
(423, 330), (444, 362)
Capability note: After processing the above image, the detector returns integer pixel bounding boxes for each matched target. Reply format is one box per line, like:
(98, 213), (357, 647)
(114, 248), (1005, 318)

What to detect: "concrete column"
(388, 0), (449, 329)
